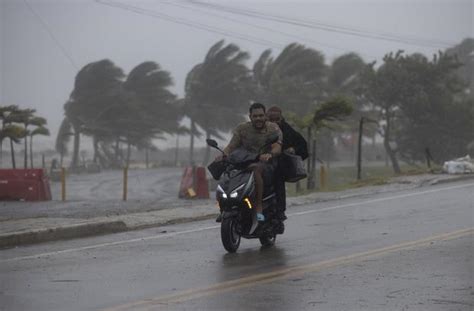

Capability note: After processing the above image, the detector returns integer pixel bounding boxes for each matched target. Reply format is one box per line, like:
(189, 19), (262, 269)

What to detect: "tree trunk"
(383, 116), (401, 174)
(174, 134), (179, 167)
(309, 138), (317, 190)
(145, 147), (149, 169)
(71, 126), (80, 168)
(115, 138), (120, 163)
(306, 127), (313, 190)
(10, 138), (16, 169)
(99, 142), (112, 168)
(24, 133), (28, 169)
(30, 135), (34, 168)
(93, 136), (99, 163)
(203, 131), (211, 165)
(384, 137), (400, 174)
(357, 117), (364, 180)
(0, 140), (3, 168)
(189, 119), (195, 165)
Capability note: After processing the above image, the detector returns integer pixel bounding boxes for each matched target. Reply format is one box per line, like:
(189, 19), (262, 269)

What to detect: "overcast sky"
(1, 0), (472, 150)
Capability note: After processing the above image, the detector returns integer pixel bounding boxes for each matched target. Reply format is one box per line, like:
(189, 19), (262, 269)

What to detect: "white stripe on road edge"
(290, 182), (474, 217)
(0, 225), (219, 263)
(2, 182), (473, 263)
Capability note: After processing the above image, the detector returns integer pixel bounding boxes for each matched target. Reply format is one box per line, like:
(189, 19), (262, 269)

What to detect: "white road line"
(291, 182), (474, 216)
(0, 226), (219, 263)
(2, 182), (473, 263)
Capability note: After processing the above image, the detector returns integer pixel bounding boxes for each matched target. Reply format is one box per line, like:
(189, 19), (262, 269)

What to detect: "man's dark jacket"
(279, 119), (308, 160)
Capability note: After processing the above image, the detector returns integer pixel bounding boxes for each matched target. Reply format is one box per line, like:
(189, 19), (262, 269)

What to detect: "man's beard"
(252, 120), (265, 129)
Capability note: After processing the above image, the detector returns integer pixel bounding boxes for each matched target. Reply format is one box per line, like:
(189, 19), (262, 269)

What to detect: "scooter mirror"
(206, 139), (219, 148)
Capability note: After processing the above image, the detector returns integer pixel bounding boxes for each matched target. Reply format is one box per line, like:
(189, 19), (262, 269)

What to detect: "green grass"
(287, 164), (426, 196)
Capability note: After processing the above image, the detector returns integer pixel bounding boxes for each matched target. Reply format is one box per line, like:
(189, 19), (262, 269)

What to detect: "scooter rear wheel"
(221, 218), (241, 253)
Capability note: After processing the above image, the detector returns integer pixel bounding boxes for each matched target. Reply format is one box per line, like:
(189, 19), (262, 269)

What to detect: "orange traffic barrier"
(178, 167), (195, 199)
(194, 167), (209, 199)
(0, 169), (52, 201)
(178, 166), (209, 199)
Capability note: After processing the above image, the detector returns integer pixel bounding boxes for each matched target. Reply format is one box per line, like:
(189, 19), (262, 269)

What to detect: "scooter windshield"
(228, 148), (259, 167)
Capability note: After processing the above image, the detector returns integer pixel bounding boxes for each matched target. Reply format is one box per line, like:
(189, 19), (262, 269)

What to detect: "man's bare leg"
(252, 164), (264, 219)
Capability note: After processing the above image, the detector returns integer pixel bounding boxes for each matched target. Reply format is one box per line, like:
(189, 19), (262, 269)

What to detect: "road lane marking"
(2, 182), (473, 263)
(102, 228), (474, 311)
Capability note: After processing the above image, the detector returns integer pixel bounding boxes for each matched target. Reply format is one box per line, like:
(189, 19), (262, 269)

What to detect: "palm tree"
(323, 53), (373, 161)
(1, 106), (27, 169)
(0, 124), (25, 169)
(55, 118), (72, 167)
(16, 108), (36, 168)
(185, 40), (254, 164)
(253, 43), (327, 117)
(327, 53), (366, 97)
(118, 61), (180, 167)
(65, 59), (125, 168)
(0, 105), (18, 167)
(28, 117), (49, 168)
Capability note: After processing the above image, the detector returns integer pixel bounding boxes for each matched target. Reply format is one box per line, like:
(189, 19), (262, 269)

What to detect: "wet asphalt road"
(1, 181), (473, 311)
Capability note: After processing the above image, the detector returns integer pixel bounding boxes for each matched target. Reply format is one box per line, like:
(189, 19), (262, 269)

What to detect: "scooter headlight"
(230, 184), (245, 199)
(217, 185), (227, 199)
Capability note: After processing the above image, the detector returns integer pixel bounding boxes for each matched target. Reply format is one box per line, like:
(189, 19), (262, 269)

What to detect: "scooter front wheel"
(221, 218), (241, 253)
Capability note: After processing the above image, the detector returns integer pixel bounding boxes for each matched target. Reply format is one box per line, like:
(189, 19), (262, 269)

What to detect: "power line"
(23, 0), (78, 70)
(188, 0), (452, 48)
(95, 0), (285, 49)
(152, 0), (379, 60)
(187, 0), (455, 49)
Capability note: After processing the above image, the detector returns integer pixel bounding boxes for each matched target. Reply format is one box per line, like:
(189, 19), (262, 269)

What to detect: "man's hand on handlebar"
(259, 153), (273, 162)
(215, 154), (227, 162)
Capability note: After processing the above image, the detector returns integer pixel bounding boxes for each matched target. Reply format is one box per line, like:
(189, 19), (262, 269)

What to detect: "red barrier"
(194, 167), (209, 199)
(178, 166), (209, 199)
(0, 169), (52, 201)
(178, 167), (195, 199)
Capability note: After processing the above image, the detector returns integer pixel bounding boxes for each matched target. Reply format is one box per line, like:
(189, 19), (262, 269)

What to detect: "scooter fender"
(222, 210), (239, 220)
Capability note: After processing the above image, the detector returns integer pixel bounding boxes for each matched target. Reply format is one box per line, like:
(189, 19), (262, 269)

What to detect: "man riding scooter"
(215, 102), (282, 222)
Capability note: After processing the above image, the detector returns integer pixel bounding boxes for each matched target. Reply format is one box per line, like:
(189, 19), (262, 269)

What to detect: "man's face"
(249, 108), (266, 130)
(267, 110), (282, 125)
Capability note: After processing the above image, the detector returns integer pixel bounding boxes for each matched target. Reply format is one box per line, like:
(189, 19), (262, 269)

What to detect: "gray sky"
(1, 0), (473, 150)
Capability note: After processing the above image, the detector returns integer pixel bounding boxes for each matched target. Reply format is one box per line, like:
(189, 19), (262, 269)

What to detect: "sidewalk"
(1, 173), (473, 249)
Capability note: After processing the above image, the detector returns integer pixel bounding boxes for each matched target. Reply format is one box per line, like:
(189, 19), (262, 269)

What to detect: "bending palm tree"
(253, 43), (327, 117)
(65, 59), (125, 168)
(185, 40), (254, 164)
(28, 116), (49, 168)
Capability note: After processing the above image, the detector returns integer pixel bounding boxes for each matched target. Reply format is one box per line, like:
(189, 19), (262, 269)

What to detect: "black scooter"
(206, 135), (284, 253)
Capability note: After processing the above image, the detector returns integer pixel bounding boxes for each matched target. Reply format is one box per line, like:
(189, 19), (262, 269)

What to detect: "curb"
(0, 220), (127, 249)
(127, 213), (218, 232)
(429, 174), (474, 185)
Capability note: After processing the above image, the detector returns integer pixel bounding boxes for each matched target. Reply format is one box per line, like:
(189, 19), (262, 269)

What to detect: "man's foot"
(275, 221), (285, 234)
(216, 213), (222, 223)
(256, 213), (265, 222)
(277, 211), (287, 221)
